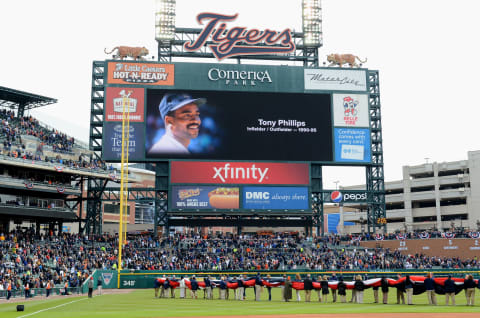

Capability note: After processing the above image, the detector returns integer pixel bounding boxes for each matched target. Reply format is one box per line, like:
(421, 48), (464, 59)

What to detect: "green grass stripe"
(0, 288), (479, 318)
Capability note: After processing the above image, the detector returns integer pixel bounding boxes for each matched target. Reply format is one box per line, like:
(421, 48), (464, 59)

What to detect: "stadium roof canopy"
(0, 86), (57, 115)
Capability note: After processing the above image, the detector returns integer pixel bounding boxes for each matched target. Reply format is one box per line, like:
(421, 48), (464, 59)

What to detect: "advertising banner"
(361, 238), (480, 259)
(304, 68), (367, 92)
(173, 62), (305, 92)
(242, 186), (309, 210)
(170, 161), (309, 185)
(324, 190), (368, 203)
(334, 128), (371, 163)
(146, 90), (332, 162)
(106, 62), (174, 86)
(171, 186), (239, 210)
(105, 87), (145, 122)
(102, 122), (145, 161)
(333, 93), (369, 127)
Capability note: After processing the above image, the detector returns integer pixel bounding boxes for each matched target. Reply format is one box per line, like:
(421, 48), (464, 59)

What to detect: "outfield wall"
(360, 238), (480, 259)
(0, 287), (82, 299)
(2, 269), (478, 299)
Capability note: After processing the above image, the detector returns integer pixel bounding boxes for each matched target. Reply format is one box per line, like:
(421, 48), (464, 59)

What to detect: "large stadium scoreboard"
(101, 61), (372, 213)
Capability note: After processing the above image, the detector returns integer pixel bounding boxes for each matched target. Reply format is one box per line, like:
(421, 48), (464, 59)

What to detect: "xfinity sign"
(170, 162), (309, 185)
(213, 163), (268, 183)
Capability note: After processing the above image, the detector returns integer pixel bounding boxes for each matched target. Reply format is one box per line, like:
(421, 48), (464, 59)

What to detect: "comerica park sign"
(184, 13), (296, 60)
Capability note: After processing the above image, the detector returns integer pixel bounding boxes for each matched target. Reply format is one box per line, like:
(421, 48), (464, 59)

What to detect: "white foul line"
(16, 297), (88, 318)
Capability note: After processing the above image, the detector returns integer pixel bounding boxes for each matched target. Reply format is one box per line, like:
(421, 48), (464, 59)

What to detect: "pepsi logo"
(331, 191), (343, 203)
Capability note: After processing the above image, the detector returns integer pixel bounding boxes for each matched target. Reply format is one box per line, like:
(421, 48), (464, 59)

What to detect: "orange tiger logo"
(104, 46), (149, 60)
(327, 54), (367, 68)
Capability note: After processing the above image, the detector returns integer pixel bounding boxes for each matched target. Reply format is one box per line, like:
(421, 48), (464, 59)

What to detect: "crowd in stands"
(0, 109), (109, 171)
(121, 232), (480, 271)
(2, 229), (480, 299)
(316, 229), (480, 243)
(0, 230), (94, 298)
(1, 109), (74, 153)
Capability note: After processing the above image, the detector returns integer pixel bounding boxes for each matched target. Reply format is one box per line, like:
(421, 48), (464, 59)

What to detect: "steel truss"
(158, 28), (319, 67)
(310, 163), (323, 235)
(154, 162), (169, 234)
(88, 30), (384, 236)
(86, 61), (107, 234)
(366, 70), (386, 233)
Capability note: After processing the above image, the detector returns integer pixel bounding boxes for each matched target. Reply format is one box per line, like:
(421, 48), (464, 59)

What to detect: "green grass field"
(1, 288), (479, 318)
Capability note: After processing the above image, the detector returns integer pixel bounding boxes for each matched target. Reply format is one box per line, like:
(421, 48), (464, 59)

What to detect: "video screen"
(145, 89), (332, 162)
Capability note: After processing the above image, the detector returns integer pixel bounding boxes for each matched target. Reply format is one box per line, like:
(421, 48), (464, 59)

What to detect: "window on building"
(412, 200), (436, 208)
(440, 198), (466, 206)
(410, 172), (434, 179)
(438, 169), (468, 177)
(104, 203), (130, 215)
(135, 204), (154, 224)
(413, 216), (437, 222)
(386, 218), (405, 223)
(441, 214), (468, 221)
(386, 188), (403, 195)
(386, 202), (405, 210)
(411, 185), (435, 192)
(439, 183), (466, 190)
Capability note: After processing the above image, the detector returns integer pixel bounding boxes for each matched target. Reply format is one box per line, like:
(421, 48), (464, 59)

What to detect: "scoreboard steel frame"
(87, 29), (385, 236)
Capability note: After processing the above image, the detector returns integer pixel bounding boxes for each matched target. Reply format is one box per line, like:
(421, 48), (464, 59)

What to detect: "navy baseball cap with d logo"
(159, 93), (206, 120)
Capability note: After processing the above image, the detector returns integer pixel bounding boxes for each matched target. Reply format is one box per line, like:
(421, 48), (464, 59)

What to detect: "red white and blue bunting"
(419, 232), (431, 239)
(396, 234), (406, 240)
(24, 182), (34, 189)
(468, 231), (480, 239)
(441, 232), (456, 239)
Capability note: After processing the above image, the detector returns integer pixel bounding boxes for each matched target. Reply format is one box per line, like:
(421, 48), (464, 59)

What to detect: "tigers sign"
(106, 62), (174, 86)
(185, 13), (295, 60)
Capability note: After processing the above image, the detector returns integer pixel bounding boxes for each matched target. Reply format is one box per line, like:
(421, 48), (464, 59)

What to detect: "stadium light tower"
(333, 180), (340, 190)
(155, 0), (176, 61)
(302, 0), (323, 47)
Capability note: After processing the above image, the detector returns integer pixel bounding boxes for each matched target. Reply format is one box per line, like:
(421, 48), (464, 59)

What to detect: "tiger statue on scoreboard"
(104, 46), (149, 60)
(327, 53), (367, 68)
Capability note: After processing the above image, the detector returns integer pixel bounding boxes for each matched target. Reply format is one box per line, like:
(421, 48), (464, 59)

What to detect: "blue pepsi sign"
(243, 187), (309, 210)
(334, 128), (371, 163)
